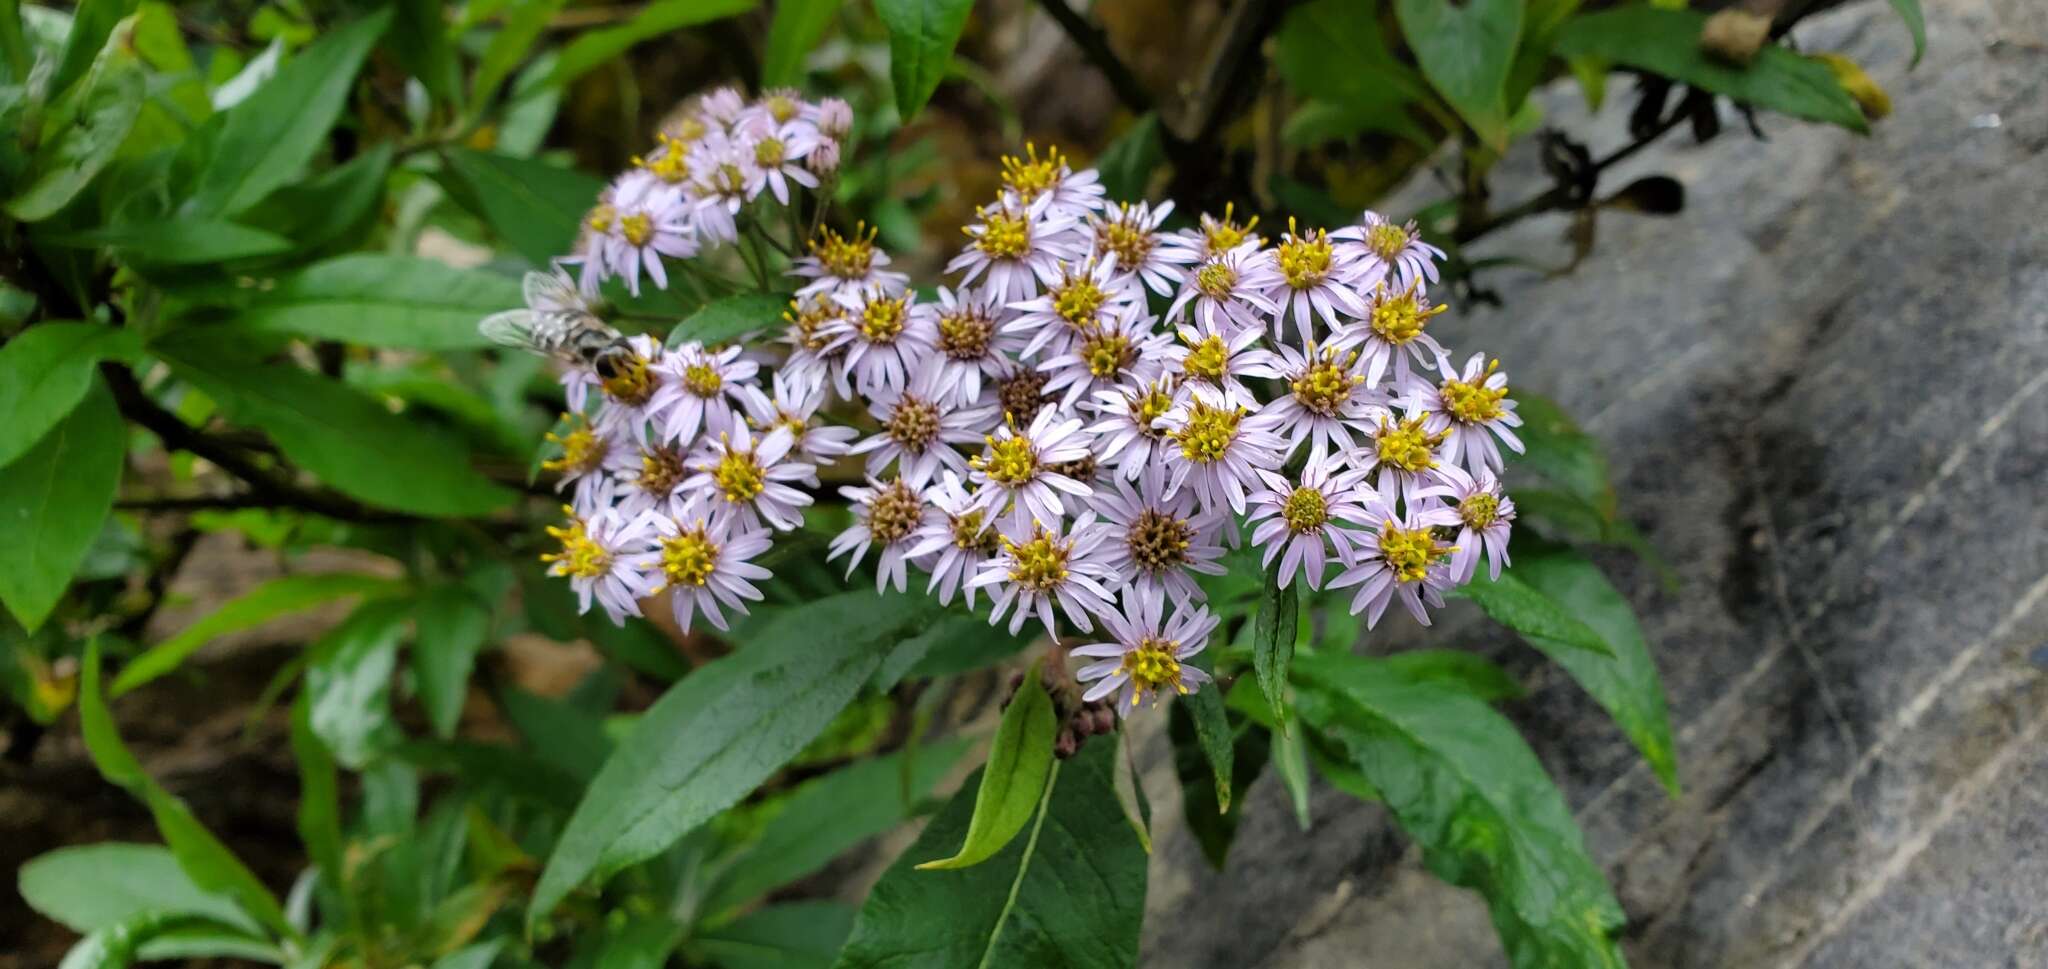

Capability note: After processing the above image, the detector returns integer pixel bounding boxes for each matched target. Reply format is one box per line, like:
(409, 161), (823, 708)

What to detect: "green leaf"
(1451, 566), (1615, 659)
(761, 0), (838, 87)
(440, 149), (604, 267)
(903, 614), (1034, 678)
(915, 663), (1056, 870)
(1553, 7), (1867, 132)
(19, 843), (257, 935)
(694, 901), (855, 969)
(473, 0), (566, 104)
(0, 379), (123, 632)
(1251, 562), (1298, 726)
(8, 25), (143, 221)
(305, 599), (410, 769)
(413, 583), (492, 739)
(1505, 391), (1612, 508)
(183, 9), (393, 215)
(541, 0), (759, 91)
(873, 0), (974, 121)
(0, 322), (140, 469)
(1272, 717), (1313, 829)
(833, 741), (1145, 969)
(702, 738), (972, 915)
(1887, 0), (1925, 67)
(1292, 652), (1627, 969)
(1093, 114), (1163, 203)
(498, 684), (614, 781)
(1500, 545), (1677, 794)
(1181, 649), (1235, 810)
(157, 336), (518, 516)
(45, 220), (295, 264)
(50, 0), (135, 96)
(667, 292), (789, 347)
(56, 912), (250, 969)
(389, 0), (461, 104)
(112, 572), (404, 696)
(1274, 0), (1428, 150)
(1382, 649), (1525, 703)
(527, 589), (937, 931)
(1394, 0), (1523, 150)
(79, 642), (295, 940)
(185, 254), (523, 350)
(394, 739), (585, 812)
(289, 692), (343, 885)
(430, 940), (507, 969)
(240, 142), (395, 252)
(1167, 701), (1268, 868)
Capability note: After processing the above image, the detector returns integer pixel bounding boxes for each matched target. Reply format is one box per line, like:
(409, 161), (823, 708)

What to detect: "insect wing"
(523, 269), (587, 315)
(479, 309), (555, 353)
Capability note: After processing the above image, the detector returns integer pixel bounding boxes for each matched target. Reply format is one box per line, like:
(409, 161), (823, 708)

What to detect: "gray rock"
(1139, 0), (2048, 965)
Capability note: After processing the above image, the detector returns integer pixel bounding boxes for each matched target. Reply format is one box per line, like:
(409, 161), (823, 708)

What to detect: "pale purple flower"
(906, 472), (1002, 609)
(1072, 586), (1219, 713)
(1253, 342), (1388, 463)
(1333, 210), (1444, 290)
(1035, 309), (1170, 410)
(685, 151), (747, 247)
(1356, 412), (1450, 508)
(829, 477), (940, 593)
(1337, 279), (1451, 389)
(542, 505), (656, 626)
(967, 408), (1095, 531)
(1084, 376), (1179, 481)
(1004, 255), (1139, 360)
(789, 222), (908, 300)
(815, 97), (853, 140)
(1159, 202), (1264, 263)
(916, 284), (1023, 407)
(774, 292), (849, 395)
(603, 440), (692, 519)
(969, 513), (1118, 636)
(1164, 244), (1280, 335)
(682, 413), (814, 531)
(1433, 464), (1515, 583)
(1157, 386), (1284, 515)
(1327, 496), (1463, 629)
(587, 177), (697, 297)
(826, 288), (935, 399)
(849, 356), (996, 487)
(651, 341), (757, 445)
(1245, 465), (1377, 590)
(1265, 219), (1369, 346)
(739, 121), (822, 204)
(1160, 320), (1277, 409)
(1401, 352), (1525, 476)
(571, 334), (669, 441)
(998, 143), (1106, 218)
(947, 196), (1085, 303)
(539, 412), (615, 513)
(628, 500), (774, 634)
(1088, 463), (1229, 603)
(741, 370), (856, 473)
(698, 86), (748, 131)
(1089, 200), (1190, 296)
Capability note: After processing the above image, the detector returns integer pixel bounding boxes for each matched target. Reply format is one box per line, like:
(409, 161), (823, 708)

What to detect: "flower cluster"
(506, 89), (1523, 716)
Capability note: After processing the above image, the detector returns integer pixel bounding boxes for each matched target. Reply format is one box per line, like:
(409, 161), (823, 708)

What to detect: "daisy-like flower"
(1265, 218), (1368, 346)
(651, 341), (757, 444)
(682, 414), (815, 530)
(1254, 342), (1387, 463)
(1157, 386), (1284, 515)
(1401, 352), (1525, 476)
(569, 334), (669, 440)
(585, 178), (698, 297)
(789, 222), (909, 299)
(969, 513), (1117, 636)
(1085, 376), (1179, 481)
(1333, 210), (1443, 289)
(744, 87), (819, 135)
(1358, 413), (1450, 507)
(1004, 255), (1138, 360)
(1160, 320), (1277, 409)
(1165, 245), (1280, 335)
(997, 142), (1105, 217)
(829, 477), (938, 593)
(849, 357), (996, 487)
(697, 86), (748, 131)
(1089, 201), (1190, 296)
(739, 121), (822, 204)
(604, 440), (692, 519)
(631, 501), (774, 633)
(629, 131), (697, 189)
(815, 97), (853, 140)
(1071, 586), (1219, 713)
(1341, 279), (1451, 389)
(967, 408), (1095, 530)
(947, 197), (1084, 303)
(1036, 309), (1170, 410)
(1160, 201), (1263, 263)
(1245, 465), (1376, 590)
(1088, 463), (1229, 602)
(773, 292), (848, 395)
(540, 412), (614, 511)
(826, 288), (934, 399)
(916, 284), (1022, 407)
(541, 505), (655, 625)
(1327, 496), (1463, 628)
(1433, 464), (1515, 583)
(906, 472), (1003, 608)
(685, 152), (748, 247)
(741, 370), (856, 472)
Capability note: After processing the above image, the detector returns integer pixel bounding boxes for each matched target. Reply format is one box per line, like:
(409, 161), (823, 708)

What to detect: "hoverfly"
(478, 269), (638, 381)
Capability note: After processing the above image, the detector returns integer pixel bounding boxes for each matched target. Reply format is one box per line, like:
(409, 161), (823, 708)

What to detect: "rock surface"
(1138, 0), (2048, 965)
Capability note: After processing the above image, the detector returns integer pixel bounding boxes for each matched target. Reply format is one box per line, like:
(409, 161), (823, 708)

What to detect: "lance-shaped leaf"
(873, 0), (974, 121)
(1251, 563), (1299, 726)
(0, 379), (124, 632)
(916, 663), (1056, 870)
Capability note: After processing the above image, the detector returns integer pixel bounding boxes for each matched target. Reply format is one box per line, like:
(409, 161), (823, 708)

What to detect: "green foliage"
(441, 149), (606, 267)
(181, 254), (523, 350)
(669, 292), (792, 346)
(872, 0), (975, 121)
(113, 572), (404, 696)
(0, 380), (123, 632)
(763, 0), (841, 88)
(7, 21), (141, 221)
(543, 0), (759, 91)
(0, 322), (138, 468)
(1396, 0), (1524, 150)
(1887, 0), (1926, 67)
(1251, 562), (1299, 724)
(916, 662), (1056, 870)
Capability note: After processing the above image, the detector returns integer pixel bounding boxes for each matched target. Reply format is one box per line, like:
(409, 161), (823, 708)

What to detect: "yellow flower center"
(599, 351), (656, 406)
(752, 136), (786, 167)
(1378, 521), (1451, 583)
(1004, 527), (1070, 591)
(937, 311), (993, 359)
(1171, 400), (1244, 464)
(809, 223), (878, 280)
(1365, 221), (1414, 262)
(710, 446), (766, 503)
(1195, 261), (1237, 299)
(1047, 453), (1097, 483)
(1051, 276), (1108, 328)
(973, 210), (1030, 259)
(658, 527), (720, 589)
(636, 444), (686, 496)
(713, 162), (747, 195)
(541, 416), (607, 476)
(859, 295), (909, 343)
(671, 117), (708, 143)
(866, 479), (924, 545)
(1282, 486), (1328, 533)
(1369, 284), (1447, 346)
(999, 142), (1066, 203)
(1117, 637), (1187, 702)
(783, 295), (838, 351)
(1275, 222), (1333, 289)
(1203, 203), (1257, 253)
(951, 508), (1001, 553)
(1127, 509), (1193, 573)
(975, 434), (1038, 485)
(1079, 328), (1134, 379)
(1460, 493), (1500, 530)
(1373, 417), (1445, 474)
(634, 133), (692, 183)
(1182, 334), (1228, 382)
(585, 203), (618, 235)
(620, 213), (654, 247)
(886, 397), (941, 450)
(682, 361), (722, 398)
(1131, 382), (1174, 436)
(1290, 349), (1363, 415)
(1095, 206), (1154, 268)
(541, 511), (609, 579)
(764, 93), (799, 123)
(1439, 364), (1508, 424)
